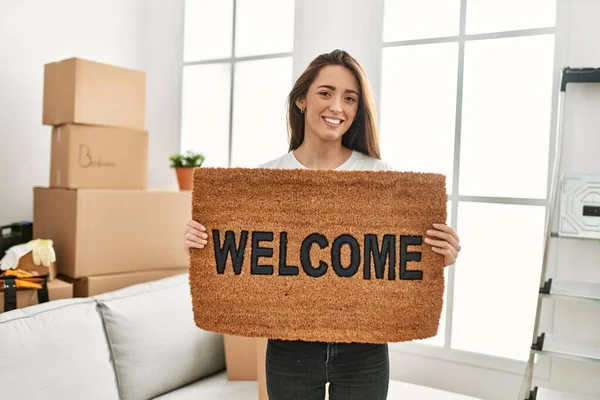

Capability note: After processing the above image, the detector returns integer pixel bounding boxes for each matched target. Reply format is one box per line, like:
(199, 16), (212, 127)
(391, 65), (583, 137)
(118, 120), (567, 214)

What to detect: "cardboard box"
(50, 124), (148, 189)
(63, 268), (188, 297)
(0, 278), (73, 313)
(43, 58), (146, 130)
(224, 335), (259, 381)
(33, 187), (191, 278)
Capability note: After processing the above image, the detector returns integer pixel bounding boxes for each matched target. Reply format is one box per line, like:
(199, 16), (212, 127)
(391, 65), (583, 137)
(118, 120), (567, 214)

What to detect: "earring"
(300, 107), (305, 114)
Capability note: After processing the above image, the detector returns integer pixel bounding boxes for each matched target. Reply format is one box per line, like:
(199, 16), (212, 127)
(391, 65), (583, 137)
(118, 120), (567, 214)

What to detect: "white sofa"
(1, 273), (483, 400)
(0, 273), (238, 400)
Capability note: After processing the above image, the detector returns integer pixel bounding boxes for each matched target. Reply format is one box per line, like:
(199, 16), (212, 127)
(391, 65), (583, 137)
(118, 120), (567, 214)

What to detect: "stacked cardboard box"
(34, 58), (255, 389)
(34, 58), (188, 297)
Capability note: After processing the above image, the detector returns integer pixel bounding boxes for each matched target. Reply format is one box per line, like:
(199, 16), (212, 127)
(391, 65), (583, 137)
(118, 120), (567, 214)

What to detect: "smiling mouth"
(322, 116), (344, 126)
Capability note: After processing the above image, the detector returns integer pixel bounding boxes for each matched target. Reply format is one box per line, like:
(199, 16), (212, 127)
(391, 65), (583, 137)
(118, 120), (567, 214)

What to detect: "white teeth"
(324, 117), (341, 125)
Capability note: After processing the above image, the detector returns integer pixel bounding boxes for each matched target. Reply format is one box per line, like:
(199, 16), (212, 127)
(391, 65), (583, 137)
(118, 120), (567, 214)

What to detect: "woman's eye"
(318, 91), (330, 97)
(346, 97), (357, 102)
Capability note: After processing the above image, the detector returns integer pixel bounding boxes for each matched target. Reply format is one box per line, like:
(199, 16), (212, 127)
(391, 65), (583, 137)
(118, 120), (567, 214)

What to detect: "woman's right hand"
(184, 219), (208, 252)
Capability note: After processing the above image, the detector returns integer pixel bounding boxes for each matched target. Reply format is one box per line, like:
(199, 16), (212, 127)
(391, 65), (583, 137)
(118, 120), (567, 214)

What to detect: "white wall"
(0, 0), (184, 226)
(292, 0), (385, 94)
(145, 0), (185, 190)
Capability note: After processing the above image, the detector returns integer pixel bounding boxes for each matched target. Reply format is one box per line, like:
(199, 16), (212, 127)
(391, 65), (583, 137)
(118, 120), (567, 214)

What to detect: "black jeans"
(265, 339), (389, 400)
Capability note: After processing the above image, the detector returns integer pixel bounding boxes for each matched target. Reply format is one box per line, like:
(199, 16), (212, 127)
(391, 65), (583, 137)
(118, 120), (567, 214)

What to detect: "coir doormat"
(188, 167), (447, 344)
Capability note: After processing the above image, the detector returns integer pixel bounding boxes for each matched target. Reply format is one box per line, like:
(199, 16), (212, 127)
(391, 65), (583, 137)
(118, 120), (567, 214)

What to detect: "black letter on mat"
(213, 230), (248, 275)
(300, 233), (328, 278)
(250, 232), (273, 275)
(400, 235), (423, 280)
(279, 232), (298, 276)
(331, 234), (360, 278)
(251, 231), (274, 275)
(364, 234), (396, 280)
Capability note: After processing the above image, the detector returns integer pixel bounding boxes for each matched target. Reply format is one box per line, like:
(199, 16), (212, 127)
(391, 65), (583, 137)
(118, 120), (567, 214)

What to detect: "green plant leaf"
(169, 150), (205, 168)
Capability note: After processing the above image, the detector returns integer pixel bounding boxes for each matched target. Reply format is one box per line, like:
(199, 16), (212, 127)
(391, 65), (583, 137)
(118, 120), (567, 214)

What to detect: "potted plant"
(169, 150), (205, 191)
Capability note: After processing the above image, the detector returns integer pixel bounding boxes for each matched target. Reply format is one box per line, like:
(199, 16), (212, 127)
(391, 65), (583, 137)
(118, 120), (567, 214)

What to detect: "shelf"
(527, 386), (599, 400)
(550, 232), (600, 242)
(561, 67), (600, 91)
(540, 279), (600, 303)
(532, 333), (600, 364)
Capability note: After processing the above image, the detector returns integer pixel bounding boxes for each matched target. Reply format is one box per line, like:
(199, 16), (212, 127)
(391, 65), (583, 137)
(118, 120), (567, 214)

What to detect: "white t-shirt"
(259, 150), (392, 171)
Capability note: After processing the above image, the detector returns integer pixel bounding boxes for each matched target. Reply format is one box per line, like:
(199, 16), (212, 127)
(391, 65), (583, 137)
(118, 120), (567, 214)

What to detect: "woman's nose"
(329, 98), (343, 113)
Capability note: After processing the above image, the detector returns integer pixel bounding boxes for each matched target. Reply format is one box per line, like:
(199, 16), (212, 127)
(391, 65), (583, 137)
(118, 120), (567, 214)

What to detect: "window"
(381, 0), (558, 364)
(181, 0), (295, 167)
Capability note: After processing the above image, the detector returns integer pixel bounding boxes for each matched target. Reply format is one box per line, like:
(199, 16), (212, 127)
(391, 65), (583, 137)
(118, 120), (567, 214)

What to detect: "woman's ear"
(295, 97), (306, 112)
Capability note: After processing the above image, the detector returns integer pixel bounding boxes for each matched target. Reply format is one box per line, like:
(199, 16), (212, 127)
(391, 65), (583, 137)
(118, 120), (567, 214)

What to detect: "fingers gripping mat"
(189, 167), (448, 344)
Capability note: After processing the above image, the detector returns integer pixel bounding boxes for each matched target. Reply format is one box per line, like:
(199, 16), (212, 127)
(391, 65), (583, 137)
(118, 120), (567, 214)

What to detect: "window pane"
(451, 202), (545, 361)
(184, 0), (233, 62)
(180, 64), (231, 167)
(383, 0), (460, 41)
(466, 0), (557, 35)
(380, 43), (458, 191)
(415, 200), (453, 347)
(235, 0), (295, 57)
(459, 35), (555, 199)
(231, 57), (293, 167)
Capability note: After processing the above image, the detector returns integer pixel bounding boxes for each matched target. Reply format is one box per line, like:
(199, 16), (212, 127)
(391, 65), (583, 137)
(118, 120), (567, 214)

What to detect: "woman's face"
(296, 65), (360, 143)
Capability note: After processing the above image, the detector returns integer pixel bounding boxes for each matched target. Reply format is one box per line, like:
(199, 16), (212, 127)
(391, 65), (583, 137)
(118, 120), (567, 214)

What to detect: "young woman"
(184, 49), (461, 400)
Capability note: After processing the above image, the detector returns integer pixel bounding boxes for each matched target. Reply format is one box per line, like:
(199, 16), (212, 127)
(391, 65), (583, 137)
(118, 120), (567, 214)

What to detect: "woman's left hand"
(425, 223), (461, 267)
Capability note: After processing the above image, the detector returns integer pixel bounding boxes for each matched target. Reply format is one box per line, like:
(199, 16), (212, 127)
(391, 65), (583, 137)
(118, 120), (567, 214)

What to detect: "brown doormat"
(189, 167), (447, 344)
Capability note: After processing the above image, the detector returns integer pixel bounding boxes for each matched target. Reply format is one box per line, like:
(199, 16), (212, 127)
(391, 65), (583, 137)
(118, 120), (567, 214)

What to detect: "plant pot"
(175, 167), (195, 191)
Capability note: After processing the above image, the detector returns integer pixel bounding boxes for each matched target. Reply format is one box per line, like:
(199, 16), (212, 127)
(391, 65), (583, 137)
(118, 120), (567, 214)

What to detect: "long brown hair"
(286, 49), (381, 159)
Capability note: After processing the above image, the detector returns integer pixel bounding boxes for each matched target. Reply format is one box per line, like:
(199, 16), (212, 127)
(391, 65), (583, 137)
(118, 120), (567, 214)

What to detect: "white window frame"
(180, 0), (294, 165)
(381, 0), (570, 380)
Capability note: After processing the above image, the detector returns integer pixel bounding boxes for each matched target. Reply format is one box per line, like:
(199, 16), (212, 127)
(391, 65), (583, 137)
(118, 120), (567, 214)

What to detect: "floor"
(191, 372), (482, 400)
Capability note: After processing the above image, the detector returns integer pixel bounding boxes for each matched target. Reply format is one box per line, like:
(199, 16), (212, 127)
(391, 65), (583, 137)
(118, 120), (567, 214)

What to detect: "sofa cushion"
(151, 371), (257, 400)
(96, 273), (226, 400)
(0, 298), (119, 400)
